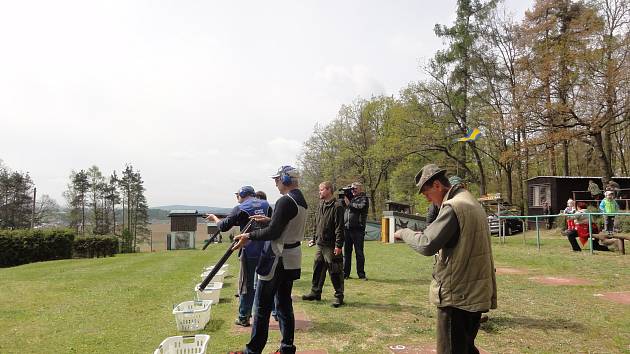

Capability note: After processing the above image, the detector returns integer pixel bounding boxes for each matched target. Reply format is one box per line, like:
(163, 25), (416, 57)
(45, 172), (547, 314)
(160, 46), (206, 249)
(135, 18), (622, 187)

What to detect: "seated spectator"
(564, 203), (609, 252)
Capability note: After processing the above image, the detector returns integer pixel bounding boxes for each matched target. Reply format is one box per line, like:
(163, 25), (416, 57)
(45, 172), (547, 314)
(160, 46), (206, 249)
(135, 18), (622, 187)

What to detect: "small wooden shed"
(167, 210), (202, 250)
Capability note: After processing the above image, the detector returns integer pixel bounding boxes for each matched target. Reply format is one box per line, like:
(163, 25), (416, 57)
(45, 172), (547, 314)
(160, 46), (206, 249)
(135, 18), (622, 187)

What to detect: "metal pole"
(536, 216), (540, 252)
(588, 213), (593, 255)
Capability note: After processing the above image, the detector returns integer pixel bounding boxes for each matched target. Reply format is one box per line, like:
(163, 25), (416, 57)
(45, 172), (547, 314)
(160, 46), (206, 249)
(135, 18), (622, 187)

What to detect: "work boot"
(331, 297), (344, 308)
(234, 317), (250, 327)
(301, 293), (321, 301)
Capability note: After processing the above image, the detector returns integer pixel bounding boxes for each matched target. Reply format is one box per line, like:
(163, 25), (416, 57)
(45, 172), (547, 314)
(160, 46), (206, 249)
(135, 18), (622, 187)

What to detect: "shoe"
(234, 317), (250, 327)
(331, 297), (344, 308)
(480, 314), (489, 323)
(301, 293), (321, 301)
(358, 276), (368, 281)
(272, 314), (279, 322)
(344, 275), (351, 280)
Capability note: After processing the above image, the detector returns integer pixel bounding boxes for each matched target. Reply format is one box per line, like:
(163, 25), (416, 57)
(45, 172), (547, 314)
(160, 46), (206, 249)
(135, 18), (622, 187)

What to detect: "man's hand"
(334, 247), (342, 256)
(232, 233), (250, 251)
(250, 215), (271, 224)
(205, 214), (220, 223)
(308, 239), (315, 247)
(394, 229), (405, 241)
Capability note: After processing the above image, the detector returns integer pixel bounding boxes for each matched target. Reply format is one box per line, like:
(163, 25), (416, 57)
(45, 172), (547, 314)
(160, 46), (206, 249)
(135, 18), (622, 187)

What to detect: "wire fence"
(497, 212), (630, 254)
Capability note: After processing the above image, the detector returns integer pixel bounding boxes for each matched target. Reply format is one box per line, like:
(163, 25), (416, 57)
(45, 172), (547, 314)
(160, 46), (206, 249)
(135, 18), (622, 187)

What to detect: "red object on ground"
(529, 276), (592, 286)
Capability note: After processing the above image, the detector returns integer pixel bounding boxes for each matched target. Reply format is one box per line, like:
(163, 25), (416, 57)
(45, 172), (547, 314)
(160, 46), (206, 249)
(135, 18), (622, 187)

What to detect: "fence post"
(588, 213), (593, 255)
(536, 216), (540, 252)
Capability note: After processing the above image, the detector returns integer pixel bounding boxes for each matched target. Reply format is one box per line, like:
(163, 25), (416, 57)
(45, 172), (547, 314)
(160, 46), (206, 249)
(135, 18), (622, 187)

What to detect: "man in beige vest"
(394, 164), (497, 354)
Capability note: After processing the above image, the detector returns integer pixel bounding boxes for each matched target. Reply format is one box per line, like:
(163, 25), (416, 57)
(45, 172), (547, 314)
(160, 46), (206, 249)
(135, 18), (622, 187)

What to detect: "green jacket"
(400, 187), (497, 312)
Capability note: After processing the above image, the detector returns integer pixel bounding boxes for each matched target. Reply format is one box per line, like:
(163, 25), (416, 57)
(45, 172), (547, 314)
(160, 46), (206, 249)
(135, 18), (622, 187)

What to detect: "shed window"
(530, 184), (551, 207)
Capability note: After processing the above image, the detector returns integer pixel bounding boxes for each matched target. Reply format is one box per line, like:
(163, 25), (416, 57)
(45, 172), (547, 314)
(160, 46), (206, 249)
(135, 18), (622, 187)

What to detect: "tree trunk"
(592, 132), (613, 178)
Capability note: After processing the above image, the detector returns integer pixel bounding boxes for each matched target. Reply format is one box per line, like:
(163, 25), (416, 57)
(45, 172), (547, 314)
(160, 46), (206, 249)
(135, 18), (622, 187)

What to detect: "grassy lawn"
(1, 232), (629, 353)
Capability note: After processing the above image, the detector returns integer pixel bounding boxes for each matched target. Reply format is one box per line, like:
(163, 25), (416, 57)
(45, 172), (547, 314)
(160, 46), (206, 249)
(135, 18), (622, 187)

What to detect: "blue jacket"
(218, 197), (270, 259)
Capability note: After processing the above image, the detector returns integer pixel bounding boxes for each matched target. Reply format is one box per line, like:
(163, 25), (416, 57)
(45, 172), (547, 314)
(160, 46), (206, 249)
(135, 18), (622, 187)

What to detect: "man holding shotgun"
(206, 185), (271, 327)
(394, 164), (496, 353)
(230, 165), (307, 354)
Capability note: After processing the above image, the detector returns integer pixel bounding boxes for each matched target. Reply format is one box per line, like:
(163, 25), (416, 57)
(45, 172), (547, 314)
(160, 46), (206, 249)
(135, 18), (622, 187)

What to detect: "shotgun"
(198, 219), (254, 291)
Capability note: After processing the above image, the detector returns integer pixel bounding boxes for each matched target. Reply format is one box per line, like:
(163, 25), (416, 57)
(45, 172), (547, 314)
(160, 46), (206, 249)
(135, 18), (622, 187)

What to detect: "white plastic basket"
(153, 334), (210, 354)
(195, 282), (223, 303)
(203, 264), (229, 277)
(172, 300), (213, 331)
(200, 269), (226, 283)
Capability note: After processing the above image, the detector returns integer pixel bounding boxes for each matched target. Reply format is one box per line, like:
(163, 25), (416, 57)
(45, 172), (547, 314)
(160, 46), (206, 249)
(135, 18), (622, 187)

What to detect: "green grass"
(1, 232), (629, 353)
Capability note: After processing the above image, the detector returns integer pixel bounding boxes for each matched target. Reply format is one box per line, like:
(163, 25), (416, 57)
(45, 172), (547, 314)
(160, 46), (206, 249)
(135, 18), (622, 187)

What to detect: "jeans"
(343, 228), (366, 278)
(238, 257), (259, 321)
(436, 306), (482, 354)
(245, 258), (296, 354)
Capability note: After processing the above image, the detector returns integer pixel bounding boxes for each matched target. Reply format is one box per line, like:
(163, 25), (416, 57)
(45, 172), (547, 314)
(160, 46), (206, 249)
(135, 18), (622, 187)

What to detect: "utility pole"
(31, 187), (36, 229)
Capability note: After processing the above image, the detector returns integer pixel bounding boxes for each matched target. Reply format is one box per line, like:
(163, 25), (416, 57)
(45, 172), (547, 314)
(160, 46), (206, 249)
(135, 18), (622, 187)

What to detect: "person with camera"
(206, 185), (271, 327)
(342, 182), (369, 280)
(394, 164), (497, 353)
(231, 165), (307, 354)
(302, 181), (345, 307)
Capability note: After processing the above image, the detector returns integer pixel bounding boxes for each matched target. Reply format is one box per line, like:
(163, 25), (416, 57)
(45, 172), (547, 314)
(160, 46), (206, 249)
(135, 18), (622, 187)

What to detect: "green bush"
(0, 229), (75, 267)
(73, 236), (119, 258)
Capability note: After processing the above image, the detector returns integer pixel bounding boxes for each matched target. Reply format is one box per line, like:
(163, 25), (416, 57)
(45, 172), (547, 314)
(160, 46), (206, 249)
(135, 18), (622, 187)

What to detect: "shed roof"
(526, 176), (630, 182)
(168, 210), (200, 217)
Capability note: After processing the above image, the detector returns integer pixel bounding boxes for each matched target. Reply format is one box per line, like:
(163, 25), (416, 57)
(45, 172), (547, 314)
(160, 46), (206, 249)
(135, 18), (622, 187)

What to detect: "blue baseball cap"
(235, 185), (256, 198)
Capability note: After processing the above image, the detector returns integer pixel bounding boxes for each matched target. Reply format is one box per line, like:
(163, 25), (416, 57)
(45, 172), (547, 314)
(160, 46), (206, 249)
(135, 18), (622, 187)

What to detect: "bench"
(611, 235), (630, 255)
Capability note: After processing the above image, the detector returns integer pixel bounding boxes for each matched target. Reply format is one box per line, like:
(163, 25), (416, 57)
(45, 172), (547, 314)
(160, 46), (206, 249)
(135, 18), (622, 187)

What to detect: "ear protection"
(279, 166), (292, 186)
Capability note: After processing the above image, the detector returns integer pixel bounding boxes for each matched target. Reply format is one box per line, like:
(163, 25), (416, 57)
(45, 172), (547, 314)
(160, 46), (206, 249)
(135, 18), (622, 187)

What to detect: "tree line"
(63, 164), (149, 253)
(299, 0), (629, 220)
(0, 159), (58, 229)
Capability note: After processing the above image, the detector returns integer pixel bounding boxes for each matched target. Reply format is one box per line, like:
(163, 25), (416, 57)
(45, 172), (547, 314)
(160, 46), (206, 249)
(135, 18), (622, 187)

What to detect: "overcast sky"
(0, 0), (533, 208)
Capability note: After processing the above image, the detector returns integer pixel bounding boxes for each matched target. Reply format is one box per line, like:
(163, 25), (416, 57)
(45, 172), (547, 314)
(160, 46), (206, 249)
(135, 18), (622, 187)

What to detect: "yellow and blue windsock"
(457, 128), (482, 142)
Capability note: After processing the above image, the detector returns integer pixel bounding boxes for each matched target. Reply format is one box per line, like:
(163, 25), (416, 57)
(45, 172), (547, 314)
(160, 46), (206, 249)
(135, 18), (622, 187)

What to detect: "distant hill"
(152, 205), (233, 214)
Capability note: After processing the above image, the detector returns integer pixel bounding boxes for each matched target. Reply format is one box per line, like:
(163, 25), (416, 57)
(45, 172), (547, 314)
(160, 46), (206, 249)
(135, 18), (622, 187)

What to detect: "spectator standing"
(599, 191), (619, 236)
(343, 182), (369, 280)
(562, 199), (576, 230)
(302, 181), (345, 308)
(588, 179), (602, 201)
(394, 164), (497, 353)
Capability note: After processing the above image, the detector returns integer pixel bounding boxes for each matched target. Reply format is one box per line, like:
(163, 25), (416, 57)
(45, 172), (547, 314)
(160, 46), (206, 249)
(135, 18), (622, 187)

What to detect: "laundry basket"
(195, 282), (223, 304)
(172, 300), (213, 331)
(203, 264), (229, 277)
(153, 334), (210, 354)
(200, 269), (226, 283)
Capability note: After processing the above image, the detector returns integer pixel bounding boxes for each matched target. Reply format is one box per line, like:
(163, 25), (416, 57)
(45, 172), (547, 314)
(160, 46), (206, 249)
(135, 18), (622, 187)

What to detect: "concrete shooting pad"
(594, 291), (630, 305)
(495, 267), (528, 275)
(529, 276), (592, 286)
(233, 309), (312, 333)
(388, 344), (490, 354)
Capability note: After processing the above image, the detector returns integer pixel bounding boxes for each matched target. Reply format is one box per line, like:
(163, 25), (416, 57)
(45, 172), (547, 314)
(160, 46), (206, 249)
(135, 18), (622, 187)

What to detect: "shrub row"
(0, 229), (75, 267)
(73, 236), (119, 258)
(0, 229), (119, 268)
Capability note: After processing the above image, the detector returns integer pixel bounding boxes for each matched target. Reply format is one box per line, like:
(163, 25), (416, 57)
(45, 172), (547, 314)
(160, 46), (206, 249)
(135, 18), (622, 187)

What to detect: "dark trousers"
(238, 257), (258, 320)
(310, 245), (344, 299)
(245, 259), (296, 354)
(605, 216), (615, 233)
(565, 230), (583, 251)
(343, 228), (366, 278)
(565, 230), (610, 252)
(436, 306), (482, 354)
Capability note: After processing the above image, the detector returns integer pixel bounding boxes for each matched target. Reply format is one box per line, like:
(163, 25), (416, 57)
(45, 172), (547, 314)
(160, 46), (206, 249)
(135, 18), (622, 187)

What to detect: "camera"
(338, 185), (354, 200)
